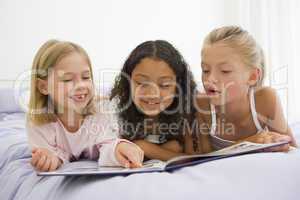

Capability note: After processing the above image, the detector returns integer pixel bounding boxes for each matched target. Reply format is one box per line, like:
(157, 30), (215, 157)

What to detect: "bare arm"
(256, 87), (297, 147)
(184, 133), (213, 154)
(184, 112), (213, 154)
(133, 140), (185, 161)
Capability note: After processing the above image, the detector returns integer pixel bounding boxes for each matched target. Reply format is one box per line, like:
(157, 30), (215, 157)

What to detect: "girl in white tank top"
(185, 26), (296, 154)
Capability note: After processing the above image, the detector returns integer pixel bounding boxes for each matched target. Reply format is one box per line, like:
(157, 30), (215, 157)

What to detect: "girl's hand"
(31, 148), (62, 171)
(115, 142), (144, 168)
(244, 131), (292, 152)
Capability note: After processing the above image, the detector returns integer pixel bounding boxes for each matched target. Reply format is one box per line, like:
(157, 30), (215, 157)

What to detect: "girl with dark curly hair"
(110, 40), (198, 161)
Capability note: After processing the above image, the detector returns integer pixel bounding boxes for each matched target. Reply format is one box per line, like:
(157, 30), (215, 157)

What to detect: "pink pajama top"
(26, 101), (126, 167)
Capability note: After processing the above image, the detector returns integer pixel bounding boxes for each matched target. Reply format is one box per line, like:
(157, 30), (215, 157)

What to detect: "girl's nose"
(207, 72), (218, 84)
(145, 83), (160, 98)
(73, 78), (87, 90)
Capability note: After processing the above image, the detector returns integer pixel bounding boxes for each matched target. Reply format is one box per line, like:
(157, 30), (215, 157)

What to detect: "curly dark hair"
(110, 40), (197, 147)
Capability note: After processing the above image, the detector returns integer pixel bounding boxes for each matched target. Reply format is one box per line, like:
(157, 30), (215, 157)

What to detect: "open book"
(37, 141), (288, 176)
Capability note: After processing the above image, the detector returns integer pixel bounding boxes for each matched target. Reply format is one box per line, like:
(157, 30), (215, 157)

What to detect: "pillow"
(0, 87), (27, 113)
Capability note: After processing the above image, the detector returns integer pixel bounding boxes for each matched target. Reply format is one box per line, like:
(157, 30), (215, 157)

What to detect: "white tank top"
(209, 88), (264, 150)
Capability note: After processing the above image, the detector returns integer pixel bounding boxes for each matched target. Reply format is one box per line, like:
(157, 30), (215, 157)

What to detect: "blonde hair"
(202, 25), (265, 86)
(28, 39), (95, 125)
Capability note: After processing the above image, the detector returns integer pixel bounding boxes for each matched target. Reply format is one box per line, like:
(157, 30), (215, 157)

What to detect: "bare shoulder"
(254, 86), (278, 118)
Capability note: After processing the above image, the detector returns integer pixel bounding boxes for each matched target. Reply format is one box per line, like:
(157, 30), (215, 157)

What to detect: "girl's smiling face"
(201, 42), (256, 105)
(41, 52), (94, 115)
(131, 58), (177, 117)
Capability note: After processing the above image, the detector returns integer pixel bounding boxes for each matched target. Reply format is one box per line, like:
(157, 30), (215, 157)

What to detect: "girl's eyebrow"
(201, 62), (209, 67)
(134, 74), (175, 81)
(134, 74), (149, 79)
(59, 72), (73, 77)
(60, 70), (90, 75)
(202, 61), (232, 68)
(158, 76), (175, 81)
(82, 70), (91, 75)
(218, 62), (233, 67)
(57, 70), (91, 79)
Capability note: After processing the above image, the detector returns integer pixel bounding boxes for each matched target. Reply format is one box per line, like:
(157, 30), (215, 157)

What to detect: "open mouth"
(206, 88), (221, 96)
(71, 93), (88, 102)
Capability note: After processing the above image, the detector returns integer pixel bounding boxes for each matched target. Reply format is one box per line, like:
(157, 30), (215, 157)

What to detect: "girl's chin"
(137, 106), (161, 117)
(64, 103), (89, 115)
(140, 108), (160, 117)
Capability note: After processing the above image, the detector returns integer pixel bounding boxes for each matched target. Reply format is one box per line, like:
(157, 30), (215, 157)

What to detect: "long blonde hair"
(28, 39), (95, 125)
(202, 25), (265, 86)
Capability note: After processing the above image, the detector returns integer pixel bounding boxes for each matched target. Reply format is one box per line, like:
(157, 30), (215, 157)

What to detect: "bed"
(1, 88), (300, 200)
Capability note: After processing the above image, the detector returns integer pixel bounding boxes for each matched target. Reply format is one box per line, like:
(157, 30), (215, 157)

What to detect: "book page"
(205, 141), (282, 156)
(165, 141), (288, 167)
(37, 159), (167, 176)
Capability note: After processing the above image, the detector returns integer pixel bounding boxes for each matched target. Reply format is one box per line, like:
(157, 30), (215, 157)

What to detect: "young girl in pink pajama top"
(27, 39), (144, 172)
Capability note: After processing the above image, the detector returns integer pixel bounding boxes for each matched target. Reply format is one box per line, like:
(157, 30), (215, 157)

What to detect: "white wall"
(219, 0), (300, 123)
(0, 0), (228, 88)
(2, 0), (300, 123)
